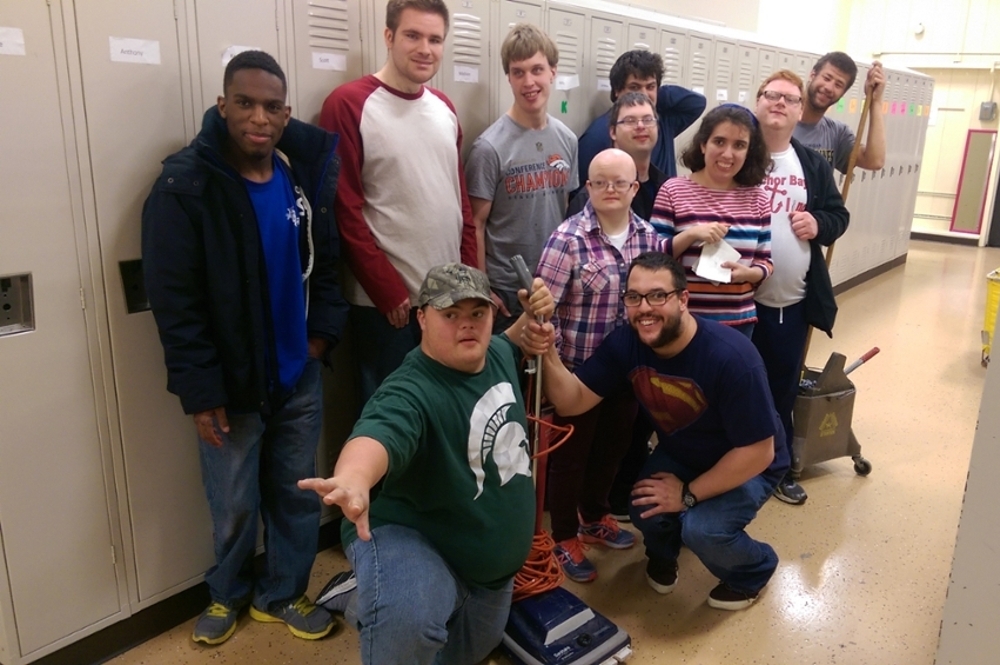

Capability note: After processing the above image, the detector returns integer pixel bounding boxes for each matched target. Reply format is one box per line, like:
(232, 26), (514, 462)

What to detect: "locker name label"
(454, 65), (479, 84)
(109, 37), (161, 65)
(555, 74), (580, 91)
(0, 27), (26, 56)
(313, 52), (347, 72)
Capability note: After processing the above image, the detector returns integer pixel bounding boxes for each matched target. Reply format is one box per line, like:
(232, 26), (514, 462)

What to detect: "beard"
(808, 83), (836, 112)
(632, 309), (683, 349)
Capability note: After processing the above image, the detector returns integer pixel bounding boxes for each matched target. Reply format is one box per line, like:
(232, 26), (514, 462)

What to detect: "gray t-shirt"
(793, 116), (855, 174)
(465, 114), (578, 292)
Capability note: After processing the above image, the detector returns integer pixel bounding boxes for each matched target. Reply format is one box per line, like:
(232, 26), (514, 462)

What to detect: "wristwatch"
(681, 483), (698, 509)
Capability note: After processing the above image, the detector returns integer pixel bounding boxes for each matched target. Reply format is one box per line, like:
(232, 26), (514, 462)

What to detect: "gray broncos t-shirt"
(465, 114), (578, 292)
(793, 116), (855, 174)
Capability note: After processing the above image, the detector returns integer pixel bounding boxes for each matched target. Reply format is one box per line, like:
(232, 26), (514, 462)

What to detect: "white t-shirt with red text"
(755, 147), (810, 308)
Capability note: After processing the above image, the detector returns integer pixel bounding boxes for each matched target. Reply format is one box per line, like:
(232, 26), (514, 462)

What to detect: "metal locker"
(756, 47), (776, 89)
(659, 28), (686, 86)
(288, 0), (364, 124)
(627, 21), (658, 54)
(778, 50), (795, 73)
(686, 32), (713, 100)
(546, 7), (587, 135)
(441, 0), (492, 161)
(795, 53), (812, 81)
(712, 39), (736, 106)
(73, 0), (214, 606)
(0, 2), (126, 661)
(190, 0), (282, 115)
(735, 43), (758, 107)
(587, 15), (623, 123)
(496, 0), (543, 120)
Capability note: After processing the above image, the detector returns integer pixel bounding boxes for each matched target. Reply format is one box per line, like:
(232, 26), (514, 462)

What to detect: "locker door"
(588, 16), (623, 121)
(756, 47), (776, 90)
(735, 43), (758, 107)
(0, 2), (123, 656)
(777, 50), (795, 73)
(442, 0), (491, 160)
(627, 22), (658, 53)
(546, 7), (587, 135)
(289, 0), (364, 124)
(496, 0), (542, 117)
(687, 32), (713, 100)
(713, 39), (736, 105)
(74, 0), (214, 605)
(191, 0), (281, 114)
(795, 53), (813, 81)
(659, 29), (686, 86)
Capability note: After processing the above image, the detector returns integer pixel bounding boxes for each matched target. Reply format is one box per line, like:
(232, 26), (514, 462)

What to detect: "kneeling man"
(534, 251), (788, 609)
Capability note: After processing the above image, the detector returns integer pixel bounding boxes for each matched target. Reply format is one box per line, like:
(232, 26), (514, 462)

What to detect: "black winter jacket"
(792, 137), (850, 336)
(142, 107), (348, 415)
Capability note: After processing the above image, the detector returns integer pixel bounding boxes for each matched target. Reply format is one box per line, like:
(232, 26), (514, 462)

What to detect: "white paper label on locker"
(555, 74), (580, 91)
(738, 91), (748, 103)
(454, 65), (479, 84)
(222, 45), (260, 66)
(716, 89), (728, 101)
(109, 37), (161, 65)
(0, 27), (26, 56)
(312, 52), (347, 71)
(597, 78), (612, 92)
(692, 86), (705, 95)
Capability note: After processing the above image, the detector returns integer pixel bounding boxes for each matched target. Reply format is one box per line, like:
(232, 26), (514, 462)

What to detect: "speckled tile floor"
(106, 240), (1000, 665)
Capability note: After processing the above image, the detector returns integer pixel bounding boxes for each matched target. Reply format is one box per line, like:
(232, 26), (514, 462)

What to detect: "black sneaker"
(645, 558), (678, 594)
(707, 583), (760, 610)
(773, 475), (807, 505)
(316, 570), (357, 613)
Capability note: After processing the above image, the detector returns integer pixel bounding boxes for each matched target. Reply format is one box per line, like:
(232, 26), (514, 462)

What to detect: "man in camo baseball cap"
(417, 263), (496, 310)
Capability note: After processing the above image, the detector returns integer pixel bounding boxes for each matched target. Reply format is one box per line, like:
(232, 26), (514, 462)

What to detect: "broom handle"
(801, 85), (875, 364)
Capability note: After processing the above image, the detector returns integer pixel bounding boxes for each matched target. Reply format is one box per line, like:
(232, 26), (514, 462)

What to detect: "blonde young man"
(320, 0), (477, 404)
(465, 23), (578, 330)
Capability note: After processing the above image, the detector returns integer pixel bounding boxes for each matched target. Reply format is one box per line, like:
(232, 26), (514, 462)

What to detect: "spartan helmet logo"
(467, 382), (531, 499)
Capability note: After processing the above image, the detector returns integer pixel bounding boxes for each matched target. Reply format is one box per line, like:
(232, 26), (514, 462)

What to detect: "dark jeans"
(751, 301), (808, 463)
(350, 304), (422, 408)
(630, 450), (779, 594)
(547, 389), (637, 542)
(198, 357), (323, 610)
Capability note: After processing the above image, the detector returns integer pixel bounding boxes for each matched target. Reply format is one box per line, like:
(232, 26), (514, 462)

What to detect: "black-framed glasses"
(613, 115), (657, 128)
(622, 289), (682, 307)
(759, 90), (803, 105)
(588, 179), (636, 192)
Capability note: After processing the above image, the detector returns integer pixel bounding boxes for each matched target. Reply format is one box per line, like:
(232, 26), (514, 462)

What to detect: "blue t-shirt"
(245, 158), (308, 392)
(575, 316), (788, 483)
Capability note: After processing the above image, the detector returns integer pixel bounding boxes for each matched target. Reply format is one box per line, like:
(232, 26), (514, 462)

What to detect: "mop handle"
(510, 255), (545, 474)
(844, 346), (880, 375)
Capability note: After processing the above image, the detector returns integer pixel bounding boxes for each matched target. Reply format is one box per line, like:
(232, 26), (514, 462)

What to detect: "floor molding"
(834, 254), (908, 295)
(910, 231), (979, 246)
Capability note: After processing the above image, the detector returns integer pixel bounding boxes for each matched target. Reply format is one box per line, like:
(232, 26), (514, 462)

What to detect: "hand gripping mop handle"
(510, 255), (539, 375)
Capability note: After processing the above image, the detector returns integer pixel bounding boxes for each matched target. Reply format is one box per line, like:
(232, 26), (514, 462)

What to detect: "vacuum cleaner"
(500, 256), (632, 665)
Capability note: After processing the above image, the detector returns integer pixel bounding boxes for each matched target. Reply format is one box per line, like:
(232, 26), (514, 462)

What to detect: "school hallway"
(105, 239), (999, 665)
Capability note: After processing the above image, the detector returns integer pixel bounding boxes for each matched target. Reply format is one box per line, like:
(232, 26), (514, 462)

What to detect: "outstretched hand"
(298, 477), (373, 540)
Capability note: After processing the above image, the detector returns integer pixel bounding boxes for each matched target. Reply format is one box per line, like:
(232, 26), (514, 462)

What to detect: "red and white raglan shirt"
(319, 75), (477, 312)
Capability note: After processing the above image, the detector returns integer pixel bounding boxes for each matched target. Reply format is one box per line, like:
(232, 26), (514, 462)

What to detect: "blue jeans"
(345, 524), (513, 665)
(198, 357), (323, 611)
(630, 450), (779, 594)
(350, 304), (421, 408)
(752, 301), (808, 464)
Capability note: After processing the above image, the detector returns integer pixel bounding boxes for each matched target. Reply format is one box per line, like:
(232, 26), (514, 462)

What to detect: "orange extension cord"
(512, 366), (575, 603)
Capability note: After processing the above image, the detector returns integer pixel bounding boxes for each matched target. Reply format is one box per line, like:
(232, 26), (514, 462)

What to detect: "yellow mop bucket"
(983, 268), (1000, 367)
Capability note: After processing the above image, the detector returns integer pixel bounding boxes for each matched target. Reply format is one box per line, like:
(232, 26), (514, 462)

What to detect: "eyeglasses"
(622, 289), (682, 307)
(759, 90), (803, 105)
(613, 115), (657, 128)
(588, 179), (636, 192)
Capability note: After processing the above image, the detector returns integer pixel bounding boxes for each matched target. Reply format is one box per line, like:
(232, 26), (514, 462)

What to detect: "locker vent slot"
(555, 32), (579, 76)
(451, 13), (482, 66)
(307, 0), (350, 52)
(737, 49), (754, 103)
(757, 51), (774, 90)
(661, 34), (683, 84)
(689, 39), (709, 89)
(715, 43), (733, 96)
(595, 37), (618, 78)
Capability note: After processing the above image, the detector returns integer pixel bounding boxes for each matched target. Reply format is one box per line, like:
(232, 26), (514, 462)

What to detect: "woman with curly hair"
(650, 104), (773, 337)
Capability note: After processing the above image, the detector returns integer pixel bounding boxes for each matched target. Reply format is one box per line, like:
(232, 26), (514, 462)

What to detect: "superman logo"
(629, 367), (707, 435)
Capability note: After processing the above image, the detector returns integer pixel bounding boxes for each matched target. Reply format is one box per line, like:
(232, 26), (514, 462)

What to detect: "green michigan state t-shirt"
(342, 335), (535, 589)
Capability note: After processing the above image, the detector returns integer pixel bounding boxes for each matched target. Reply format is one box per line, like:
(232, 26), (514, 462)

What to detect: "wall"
(913, 68), (1000, 236)
(601, 0), (760, 32)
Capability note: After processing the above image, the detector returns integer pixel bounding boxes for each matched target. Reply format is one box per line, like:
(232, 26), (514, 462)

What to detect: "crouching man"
(300, 263), (554, 664)
(532, 251), (789, 610)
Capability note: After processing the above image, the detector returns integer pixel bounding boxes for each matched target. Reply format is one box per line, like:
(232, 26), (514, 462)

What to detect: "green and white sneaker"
(192, 601), (241, 645)
(249, 595), (333, 640)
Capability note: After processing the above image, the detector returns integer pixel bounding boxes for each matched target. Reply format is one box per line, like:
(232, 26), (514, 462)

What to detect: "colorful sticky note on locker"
(849, 98), (858, 113)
